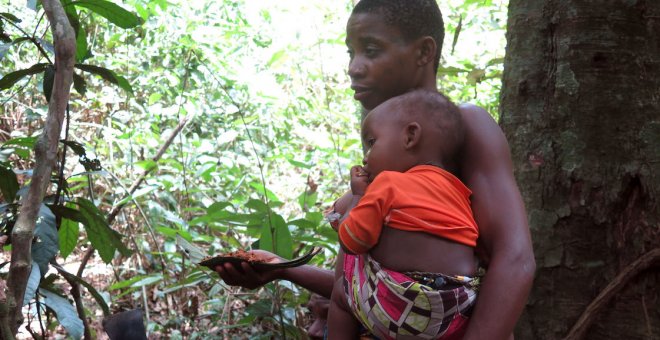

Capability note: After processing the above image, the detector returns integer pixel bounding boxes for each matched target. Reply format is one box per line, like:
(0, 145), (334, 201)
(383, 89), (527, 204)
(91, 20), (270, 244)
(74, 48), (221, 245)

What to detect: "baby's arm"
(337, 169), (394, 254)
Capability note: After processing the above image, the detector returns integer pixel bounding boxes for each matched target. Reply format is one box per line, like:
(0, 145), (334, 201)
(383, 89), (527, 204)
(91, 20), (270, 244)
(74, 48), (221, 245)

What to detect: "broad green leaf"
(297, 191), (318, 211)
(245, 199), (269, 213)
(267, 49), (286, 67)
(32, 205), (59, 274)
(41, 289), (84, 340)
(51, 263), (109, 317)
(207, 202), (231, 214)
(71, 0), (142, 29)
(130, 274), (163, 288)
(75, 63), (133, 94)
(148, 92), (162, 105)
(109, 275), (146, 290)
(73, 72), (86, 95)
(259, 213), (292, 259)
(75, 25), (88, 62)
(0, 164), (18, 202)
(249, 182), (279, 202)
(0, 13), (21, 23)
(23, 264), (40, 306)
(58, 218), (79, 259)
(75, 198), (130, 263)
(0, 63), (49, 91)
(2, 136), (37, 149)
(61, 140), (86, 157)
(287, 159), (312, 169)
(162, 270), (207, 294)
(134, 159), (157, 171)
(176, 234), (206, 263)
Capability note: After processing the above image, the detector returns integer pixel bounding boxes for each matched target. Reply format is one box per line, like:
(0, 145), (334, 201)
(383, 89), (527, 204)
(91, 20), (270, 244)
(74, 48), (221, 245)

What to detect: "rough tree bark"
(2, 0), (75, 336)
(500, 0), (660, 339)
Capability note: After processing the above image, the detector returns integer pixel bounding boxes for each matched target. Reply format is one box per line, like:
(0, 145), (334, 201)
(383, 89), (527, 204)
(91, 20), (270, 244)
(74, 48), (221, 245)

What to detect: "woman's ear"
(416, 36), (437, 67)
(404, 122), (422, 149)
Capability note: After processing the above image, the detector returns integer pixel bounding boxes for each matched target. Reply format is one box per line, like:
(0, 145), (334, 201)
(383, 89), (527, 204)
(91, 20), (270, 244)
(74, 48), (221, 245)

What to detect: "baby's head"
(361, 89), (463, 180)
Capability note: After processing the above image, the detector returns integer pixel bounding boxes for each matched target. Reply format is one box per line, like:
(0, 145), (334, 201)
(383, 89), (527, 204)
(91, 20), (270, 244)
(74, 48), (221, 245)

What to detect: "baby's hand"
(350, 165), (369, 195)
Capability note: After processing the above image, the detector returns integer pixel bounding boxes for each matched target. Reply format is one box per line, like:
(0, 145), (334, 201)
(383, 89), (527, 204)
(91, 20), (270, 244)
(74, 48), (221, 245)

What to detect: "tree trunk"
(500, 1), (660, 339)
(2, 0), (75, 336)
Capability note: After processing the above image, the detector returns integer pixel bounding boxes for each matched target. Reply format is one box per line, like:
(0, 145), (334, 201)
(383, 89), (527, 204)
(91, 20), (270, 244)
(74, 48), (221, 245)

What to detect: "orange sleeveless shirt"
(339, 165), (478, 254)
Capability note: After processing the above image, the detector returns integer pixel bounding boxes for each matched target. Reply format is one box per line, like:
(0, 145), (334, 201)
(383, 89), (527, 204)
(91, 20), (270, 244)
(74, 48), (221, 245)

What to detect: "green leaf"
(61, 140), (86, 157)
(134, 159), (157, 171)
(0, 63), (49, 91)
(245, 199), (269, 213)
(51, 263), (110, 317)
(0, 164), (18, 202)
(287, 159), (312, 169)
(23, 264), (41, 306)
(41, 289), (84, 340)
(70, 0), (142, 29)
(259, 213), (292, 259)
(75, 63), (133, 94)
(0, 13), (21, 23)
(32, 205), (59, 274)
(74, 198), (130, 263)
(2, 136), (37, 149)
(43, 65), (55, 102)
(58, 218), (79, 259)
(75, 25), (88, 62)
(297, 191), (317, 211)
(175, 234), (206, 263)
(109, 275), (145, 290)
(73, 72), (86, 95)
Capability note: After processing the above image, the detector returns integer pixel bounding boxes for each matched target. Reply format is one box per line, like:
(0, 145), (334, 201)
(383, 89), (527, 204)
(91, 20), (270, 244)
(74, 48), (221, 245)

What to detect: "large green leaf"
(259, 213), (292, 259)
(0, 12), (21, 23)
(73, 198), (130, 263)
(0, 164), (18, 202)
(0, 63), (49, 91)
(2, 136), (37, 149)
(52, 197), (130, 263)
(23, 264), (40, 306)
(74, 63), (133, 94)
(32, 205), (59, 274)
(51, 263), (110, 317)
(58, 218), (79, 259)
(75, 25), (88, 62)
(41, 289), (84, 340)
(70, 0), (142, 29)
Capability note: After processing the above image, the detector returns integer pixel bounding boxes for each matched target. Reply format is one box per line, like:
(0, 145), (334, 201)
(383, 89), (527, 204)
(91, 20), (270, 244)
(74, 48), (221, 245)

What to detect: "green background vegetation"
(0, 0), (507, 338)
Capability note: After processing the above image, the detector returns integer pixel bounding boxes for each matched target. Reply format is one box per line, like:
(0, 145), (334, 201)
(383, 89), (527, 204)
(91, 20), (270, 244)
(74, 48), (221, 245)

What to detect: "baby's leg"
(327, 277), (359, 339)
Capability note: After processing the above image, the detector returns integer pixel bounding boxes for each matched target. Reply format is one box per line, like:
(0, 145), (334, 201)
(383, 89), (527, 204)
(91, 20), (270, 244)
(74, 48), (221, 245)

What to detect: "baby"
(328, 90), (479, 339)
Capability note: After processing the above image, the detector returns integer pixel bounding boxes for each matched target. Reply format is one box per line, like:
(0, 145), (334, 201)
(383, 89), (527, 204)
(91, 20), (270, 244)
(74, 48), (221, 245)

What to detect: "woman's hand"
(214, 250), (285, 290)
(350, 165), (369, 195)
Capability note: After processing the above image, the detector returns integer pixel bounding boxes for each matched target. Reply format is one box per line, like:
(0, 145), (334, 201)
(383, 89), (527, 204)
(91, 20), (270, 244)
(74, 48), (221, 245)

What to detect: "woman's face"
(345, 12), (422, 110)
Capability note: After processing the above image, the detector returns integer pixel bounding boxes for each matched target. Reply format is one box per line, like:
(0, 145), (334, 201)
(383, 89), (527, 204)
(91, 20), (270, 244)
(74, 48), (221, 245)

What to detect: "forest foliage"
(0, 0), (507, 338)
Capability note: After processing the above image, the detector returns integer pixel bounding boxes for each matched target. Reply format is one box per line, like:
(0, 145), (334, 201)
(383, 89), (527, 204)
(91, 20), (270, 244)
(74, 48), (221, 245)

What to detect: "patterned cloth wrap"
(343, 254), (478, 340)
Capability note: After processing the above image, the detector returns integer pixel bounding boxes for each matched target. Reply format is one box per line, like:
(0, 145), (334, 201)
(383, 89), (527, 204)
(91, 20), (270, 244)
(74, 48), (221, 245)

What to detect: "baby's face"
(360, 105), (410, 181)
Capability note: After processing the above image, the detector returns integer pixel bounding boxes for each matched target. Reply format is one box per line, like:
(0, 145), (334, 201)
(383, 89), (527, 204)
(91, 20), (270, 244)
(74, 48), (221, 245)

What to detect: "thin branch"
(5, 0), (75, 334)
(563, 247), (660, 340)
(3, 18), (53, 65)
(76, 117), (190, 276)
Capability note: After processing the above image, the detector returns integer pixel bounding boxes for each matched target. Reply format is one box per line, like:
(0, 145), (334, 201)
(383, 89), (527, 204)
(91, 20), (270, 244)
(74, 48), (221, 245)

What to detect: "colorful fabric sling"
(343, 254), (479, 340)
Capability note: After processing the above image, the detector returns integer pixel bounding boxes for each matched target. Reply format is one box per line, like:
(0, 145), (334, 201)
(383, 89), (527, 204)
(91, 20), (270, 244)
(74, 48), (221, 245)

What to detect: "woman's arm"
(458, 104), (536, 340)
(215, 252), (336, 298)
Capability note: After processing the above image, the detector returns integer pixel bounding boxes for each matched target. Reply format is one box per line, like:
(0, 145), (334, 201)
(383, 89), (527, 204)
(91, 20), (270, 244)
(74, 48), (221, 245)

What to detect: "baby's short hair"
(389, 90), (464, 161)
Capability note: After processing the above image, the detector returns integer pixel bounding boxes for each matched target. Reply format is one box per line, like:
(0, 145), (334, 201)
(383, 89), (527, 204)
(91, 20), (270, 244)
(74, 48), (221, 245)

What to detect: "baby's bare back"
(370, 226), (476, 276)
